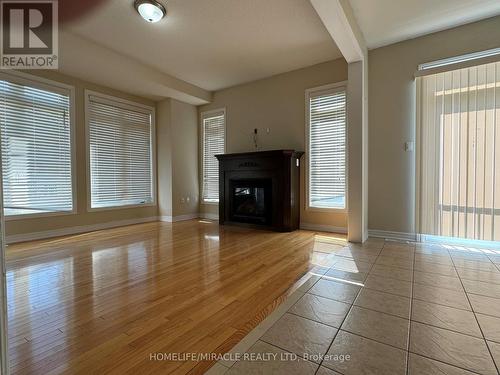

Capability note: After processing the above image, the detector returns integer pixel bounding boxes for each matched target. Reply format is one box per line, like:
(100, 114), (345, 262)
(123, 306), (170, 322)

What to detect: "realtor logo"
(0, 0), (58, 69)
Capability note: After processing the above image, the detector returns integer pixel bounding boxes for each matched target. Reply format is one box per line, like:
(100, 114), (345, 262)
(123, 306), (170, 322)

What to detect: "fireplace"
(216, 150), (304, 232)
(229, 179), (272, 225)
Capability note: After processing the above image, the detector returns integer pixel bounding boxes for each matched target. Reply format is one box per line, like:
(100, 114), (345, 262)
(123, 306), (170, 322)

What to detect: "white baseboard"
(159, 213), (199, 222)
(6, 216), (159, 244)
(10, 214), (401, 244)
(7, 213), (210, 244)
(199, 212), (219, 221)
(368, 229), (417, 242)
(300, 222), (347, 234)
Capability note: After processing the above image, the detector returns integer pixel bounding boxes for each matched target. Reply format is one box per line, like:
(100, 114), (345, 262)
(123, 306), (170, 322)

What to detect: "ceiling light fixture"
(134, 0), (166, 23)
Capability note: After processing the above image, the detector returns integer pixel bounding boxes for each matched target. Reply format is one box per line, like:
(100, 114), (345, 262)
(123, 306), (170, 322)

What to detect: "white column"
(347, 60), (368, 242)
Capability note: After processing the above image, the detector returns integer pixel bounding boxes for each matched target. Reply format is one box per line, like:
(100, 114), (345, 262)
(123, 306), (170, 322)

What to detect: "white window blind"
(308, 87), (347, 209)
(419, 61), (500, 241)
(88, 94), (154, 209)
(0, 77), (73, 216)
(202, 111), (225, 203)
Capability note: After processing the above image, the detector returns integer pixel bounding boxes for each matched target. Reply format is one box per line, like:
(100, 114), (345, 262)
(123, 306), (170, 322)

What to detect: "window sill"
(201, 200), (219, 205)
(305, 206), (347, 214)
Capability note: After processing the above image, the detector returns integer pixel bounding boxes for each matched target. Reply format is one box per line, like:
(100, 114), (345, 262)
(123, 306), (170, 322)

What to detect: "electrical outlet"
(404, 141), (414, 152)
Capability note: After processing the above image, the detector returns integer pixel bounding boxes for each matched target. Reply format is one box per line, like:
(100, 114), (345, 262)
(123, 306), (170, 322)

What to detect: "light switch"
(404, 141), (414, 152)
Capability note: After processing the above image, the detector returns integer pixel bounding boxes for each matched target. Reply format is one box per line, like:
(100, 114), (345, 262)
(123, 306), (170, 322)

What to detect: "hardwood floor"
(5, 219), (346, 374)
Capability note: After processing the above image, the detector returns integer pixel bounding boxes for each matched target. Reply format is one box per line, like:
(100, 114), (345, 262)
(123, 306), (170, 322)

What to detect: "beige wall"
(157, 100), (173, 217)
(171, 100), (199, 216)
(157, 99), (199, 219)
(5, 70), (158, 238)
(199, 59), (348, 229)
(369, 16), (500, 234)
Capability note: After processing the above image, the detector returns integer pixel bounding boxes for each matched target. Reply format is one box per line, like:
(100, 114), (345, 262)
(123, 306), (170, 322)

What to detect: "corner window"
(87, 92), (155, 209)
(201, 109), (225, 203)
(0, 74), (74, 217)
(306, 85), (347, 210)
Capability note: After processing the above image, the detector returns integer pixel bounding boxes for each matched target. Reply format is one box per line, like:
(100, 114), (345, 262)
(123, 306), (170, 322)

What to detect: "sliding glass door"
(418, 61), (500, 242)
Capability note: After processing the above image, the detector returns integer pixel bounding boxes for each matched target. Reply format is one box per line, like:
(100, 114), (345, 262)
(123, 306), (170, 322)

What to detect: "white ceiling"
(66, 0), (342, 92)
(349, 0), (500, 49)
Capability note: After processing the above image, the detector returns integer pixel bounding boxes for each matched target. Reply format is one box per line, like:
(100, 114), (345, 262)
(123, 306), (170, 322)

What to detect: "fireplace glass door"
(229, 179), (272, 225)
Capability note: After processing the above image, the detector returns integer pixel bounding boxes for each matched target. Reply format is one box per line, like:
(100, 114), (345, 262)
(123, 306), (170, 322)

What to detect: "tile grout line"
(309, 281), (409, 301)
(290, 299), (407, 321)
(448, 247), (500, 374)
(406, 241), (416, 375)
(409, 319), (484, 340)
(412, 294), (484, 313)
(335, 327), (410, 352)
(257, 337), (322, 366)
(313, 241), (386, 375)
(491, 254), (500, 272)
(407, 350), (487, 375)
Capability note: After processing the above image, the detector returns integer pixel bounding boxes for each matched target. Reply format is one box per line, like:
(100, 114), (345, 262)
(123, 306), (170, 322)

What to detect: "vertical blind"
(419, 61), (500, 241)
(88, 95), (154, 209)
(202, 111), (225, 202)
(0, 78), (73, 216)
(308, 88), (347, 209)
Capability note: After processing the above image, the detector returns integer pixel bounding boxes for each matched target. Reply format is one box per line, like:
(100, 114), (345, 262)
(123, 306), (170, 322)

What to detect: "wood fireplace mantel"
(215, 150), (304, 232)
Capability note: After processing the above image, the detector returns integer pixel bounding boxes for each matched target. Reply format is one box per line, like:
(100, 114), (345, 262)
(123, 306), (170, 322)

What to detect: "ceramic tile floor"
(206, 238), (500, 375)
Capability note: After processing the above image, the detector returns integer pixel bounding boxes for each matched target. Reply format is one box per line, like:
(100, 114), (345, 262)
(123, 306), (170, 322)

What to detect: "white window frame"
(200, 108), (226, 205)
(0, 70), (77, 221)
(305, 81), (348, 213)
(84, 90), (157, 212)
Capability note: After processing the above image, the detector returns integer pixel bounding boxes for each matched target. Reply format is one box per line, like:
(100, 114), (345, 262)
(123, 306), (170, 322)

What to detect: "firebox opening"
(229, 179), (272, 225)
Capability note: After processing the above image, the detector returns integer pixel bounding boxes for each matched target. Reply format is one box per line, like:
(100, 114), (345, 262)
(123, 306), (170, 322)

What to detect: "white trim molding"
(368, 229), (417, 242)
(159, 213), (200, 222)
(6, 216), (159, 244)
(199, 212), (219, 221)
(7, 214), (213, 244)
(300, 222), (347, 234)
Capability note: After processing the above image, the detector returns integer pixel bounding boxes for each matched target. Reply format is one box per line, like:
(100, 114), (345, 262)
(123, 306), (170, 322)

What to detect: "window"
(87, 92), (155, 209)
(201, 110), (225, 203)
(418, 60), (500, 242)
(0, 74), (74, 217)
(306, 84), (347, 209)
